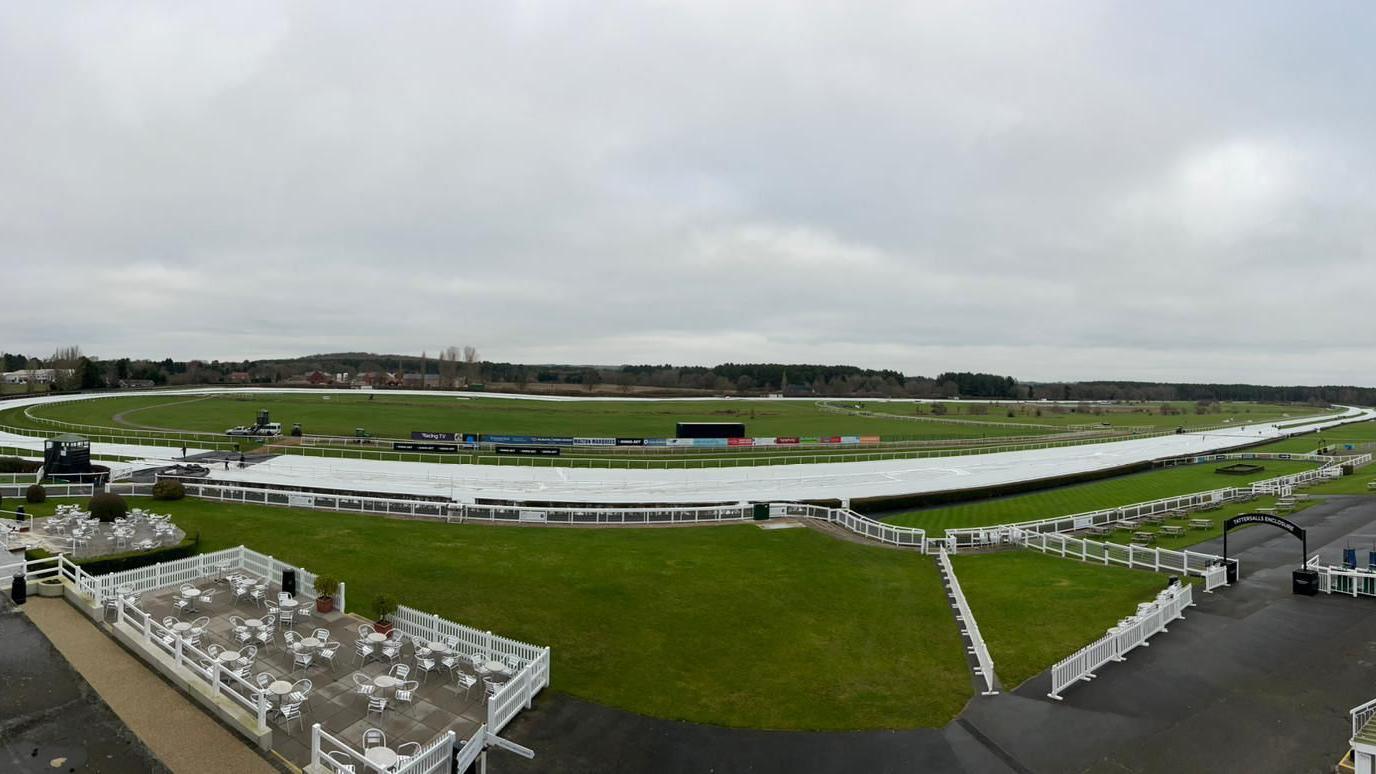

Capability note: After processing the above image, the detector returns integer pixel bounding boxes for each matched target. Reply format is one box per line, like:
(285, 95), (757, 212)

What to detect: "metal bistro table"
(365, 746), (398, 769)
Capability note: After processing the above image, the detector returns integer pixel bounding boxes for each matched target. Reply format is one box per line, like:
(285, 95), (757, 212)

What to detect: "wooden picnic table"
(1140, 513), (1166, 524)
(1189, 519), (1213, 530)
(1161, 525), (1187, 536)
(1116, 520), (1140, 530)
(1131, 531), (1156, 544)
(1087, 526), (1112, 536)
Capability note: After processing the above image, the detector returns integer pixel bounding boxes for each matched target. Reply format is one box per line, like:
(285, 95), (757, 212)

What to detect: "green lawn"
(1251, 421), (1376, 454)
(17, 498), (972, 731)
(879, 460), (1318, 534)
(855, 400), (1332, 431)
(951, 551), (1169, 688)
(27, 393), (1043, 441)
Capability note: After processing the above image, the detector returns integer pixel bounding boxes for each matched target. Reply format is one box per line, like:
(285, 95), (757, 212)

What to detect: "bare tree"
(462, 346), (478, 384)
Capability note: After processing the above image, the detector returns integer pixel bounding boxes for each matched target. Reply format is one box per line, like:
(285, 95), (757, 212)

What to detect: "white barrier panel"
(936, 548), (998, 695)
(1048, 582), (1193, 700)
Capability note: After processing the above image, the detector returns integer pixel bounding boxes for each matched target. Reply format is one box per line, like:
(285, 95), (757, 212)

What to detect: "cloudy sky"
(4, 2), (1374, 384)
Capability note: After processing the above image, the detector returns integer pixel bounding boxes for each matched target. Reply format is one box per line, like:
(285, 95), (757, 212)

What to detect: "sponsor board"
(615, 438), (645, 446)
(495, 445), (561, 456)
(394, 442), (460, 453)
(777, 436), (800, 445)
(860, 435), (881, 444)
(728, 437), (754, 447)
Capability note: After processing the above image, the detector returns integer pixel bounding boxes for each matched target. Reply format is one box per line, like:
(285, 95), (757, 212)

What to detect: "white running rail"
(937, 548), (998, 695)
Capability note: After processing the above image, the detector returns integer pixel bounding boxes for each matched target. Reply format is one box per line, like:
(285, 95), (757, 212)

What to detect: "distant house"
(2, 368), (71, 384)
(228, 371), (252, 383)
(305, 370), (331, 385)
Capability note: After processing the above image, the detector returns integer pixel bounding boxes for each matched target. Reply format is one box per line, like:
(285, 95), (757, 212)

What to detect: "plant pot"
(373, 620), (393, 635)
(37, 578), (63, 598)
(316, 596), (334, 614)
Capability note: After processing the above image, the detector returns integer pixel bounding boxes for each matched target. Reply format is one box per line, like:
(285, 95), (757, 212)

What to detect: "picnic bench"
(1189, 519), (1213, 530)
(1087, 525), (1112, 537)
(1198, 502), (1223, 512)
(1160, 525), (1187, 536)
(1131, 531), (1156, 545)
(1140, 513), (1167, 524)
(1116, 519), (1140, 531)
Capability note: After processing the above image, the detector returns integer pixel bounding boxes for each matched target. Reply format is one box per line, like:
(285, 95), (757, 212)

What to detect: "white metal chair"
(394, 680), (418, 711)
(293, 650), (314, 672)
(323, 751), (355, 773)
(352, 673), (376, 699)
(312, 628), (330, 643)
(354, 640), (375, 665)
(277, 701), (304, 732)
(483, 678), (502, 701)
(396, 741), (421, 766)
(454, 671), (477, 698)
(317, 643), (339, 670)
(415, 656), (437, 683)
(366, 696), (387, 719)
(388, 663), (411, 681)
(363, 727), (386, 749)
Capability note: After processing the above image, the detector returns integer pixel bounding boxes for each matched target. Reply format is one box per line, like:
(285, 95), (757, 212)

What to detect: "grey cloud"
(4, 1), (1376, 384)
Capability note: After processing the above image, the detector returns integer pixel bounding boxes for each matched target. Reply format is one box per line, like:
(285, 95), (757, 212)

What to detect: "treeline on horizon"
(2, 349), (1370, 405)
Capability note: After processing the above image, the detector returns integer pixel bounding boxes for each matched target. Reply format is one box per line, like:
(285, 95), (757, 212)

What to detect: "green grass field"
(1251, 421), (1376, 454)
(853, 400), (1332, 430)
(951, 551), (1169, 688)
(25, 393), (1051, 442)
(9, 496), (1188, 730)
(18, 498), (971, 730)
(878, 460), (1318, 534)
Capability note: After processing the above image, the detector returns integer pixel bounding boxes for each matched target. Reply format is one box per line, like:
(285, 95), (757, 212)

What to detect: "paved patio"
(19, 512), (185, 559)
(136, 578), (486, 768)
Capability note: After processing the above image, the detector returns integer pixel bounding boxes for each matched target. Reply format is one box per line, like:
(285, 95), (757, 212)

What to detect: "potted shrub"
(26, 484), (46, 504)
(315, 575), (339, 614)
(372, 593), (397, 634)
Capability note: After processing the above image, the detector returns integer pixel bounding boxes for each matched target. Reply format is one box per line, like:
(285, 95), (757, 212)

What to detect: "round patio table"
(267, 680), (293, 702)
(427, 641), (451, 655)
(365, 632), (388, 644)
(244, 618), (264, 629)
(365, 747), (398, 769)
(484, 660), (509, 676)
(298, 637), (321, 650)
(171, 622), (193, 633)
(278, 598), (300, 609)
(216, 650), (241, 664)
(374, 675), (401, 692)
(180, 588), (202, 600)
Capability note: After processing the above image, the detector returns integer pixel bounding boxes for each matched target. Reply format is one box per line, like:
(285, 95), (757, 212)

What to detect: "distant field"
(878, 459), (1318, 534)
(952, 551), (1168, 688)
(27, 393), (1053, 441)
(853, 400), (1333, 430)
(1251, 421), (1376, 454)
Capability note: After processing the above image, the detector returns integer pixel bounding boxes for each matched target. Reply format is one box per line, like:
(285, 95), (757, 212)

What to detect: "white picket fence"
(936, 548), (997, 695)
(1013, 527), (1235, 586)
(1047, 582), (1193, 700)
(947, 452), (1373, 549)
(388, 605), (551, 733)
(78, 545), (319, 604)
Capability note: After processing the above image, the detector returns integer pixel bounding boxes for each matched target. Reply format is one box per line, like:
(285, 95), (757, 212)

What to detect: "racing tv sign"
(411, 431), (458, 442)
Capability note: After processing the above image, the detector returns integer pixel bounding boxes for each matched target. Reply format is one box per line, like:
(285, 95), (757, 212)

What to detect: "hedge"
(26, 532), (201, 576)
(0, 456), (40, 474)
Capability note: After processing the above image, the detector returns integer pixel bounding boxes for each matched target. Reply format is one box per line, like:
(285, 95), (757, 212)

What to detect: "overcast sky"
(4, 2), (1375, 384)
